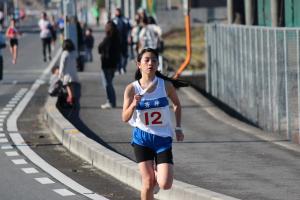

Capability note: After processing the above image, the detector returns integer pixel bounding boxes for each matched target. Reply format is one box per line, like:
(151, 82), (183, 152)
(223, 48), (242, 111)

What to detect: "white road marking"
(0, 118), (4, 122)
(6, 104), (16, 108)
(12, 159), (28, 165)
(0, 111), (9, 115)
(0, 133), (5, 137)
(3, 107), (13, 111)
(0, 115), (6, 119)
(22, 167), (39, 174)
(17, 88), (28, 94)
(35, 177), (55, 184)
(11, 98), (20, 101)
(0, 138), (8, 143)
(14, 96), (23, 99)
(0, 128), (3, 131)
(5, 151), (19, 156)
(5, 151), (20, 157)
(0, 123), (3, 127)
(53, 189), (75, 196)
(1, 145), (13, 149)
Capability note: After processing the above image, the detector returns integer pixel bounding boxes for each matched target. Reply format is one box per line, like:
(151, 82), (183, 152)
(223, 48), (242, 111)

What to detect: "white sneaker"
(101, 102), (112, 109)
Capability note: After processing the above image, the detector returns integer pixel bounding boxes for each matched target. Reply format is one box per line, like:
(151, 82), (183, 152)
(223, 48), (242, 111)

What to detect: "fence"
(205, 24), (300, 144)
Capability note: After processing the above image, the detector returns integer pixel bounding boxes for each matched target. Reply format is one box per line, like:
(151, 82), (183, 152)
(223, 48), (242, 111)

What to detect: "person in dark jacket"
(113, 8), (131, 74)
(84, 28), (94, 62)
(98, 21), (121, 109)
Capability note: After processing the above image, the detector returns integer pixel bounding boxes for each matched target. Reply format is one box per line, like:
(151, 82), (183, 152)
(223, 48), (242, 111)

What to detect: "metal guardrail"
(205, 24), (300, 143)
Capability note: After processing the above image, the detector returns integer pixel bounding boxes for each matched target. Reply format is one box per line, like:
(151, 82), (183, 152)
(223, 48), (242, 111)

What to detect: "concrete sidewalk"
(45, 31), (300, 200)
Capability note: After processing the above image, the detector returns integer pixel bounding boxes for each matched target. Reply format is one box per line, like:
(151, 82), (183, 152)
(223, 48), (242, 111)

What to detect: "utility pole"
(13, 0), (19, 20)
(245, 0), (254, 25)
(227, 0), (233, 24)
(167, 0), (172, 10)
(174, 0), (191, 78)
(63, 0), (78, 51)
(105, 0), (111, 21)
(271, 0), (278, 27)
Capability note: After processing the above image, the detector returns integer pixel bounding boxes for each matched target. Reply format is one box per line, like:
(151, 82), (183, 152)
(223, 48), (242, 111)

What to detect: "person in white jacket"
(138, 16), (162, 53)
(57, 39), (81, 118)
(38, 12), (52, 62)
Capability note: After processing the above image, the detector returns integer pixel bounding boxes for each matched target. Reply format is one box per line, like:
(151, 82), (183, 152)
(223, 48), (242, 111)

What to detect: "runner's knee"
(157, 179), (172, 190)
(142, 176), (156, 190)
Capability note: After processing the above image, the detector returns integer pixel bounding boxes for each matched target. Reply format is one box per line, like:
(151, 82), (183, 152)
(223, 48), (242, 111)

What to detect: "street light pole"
(63, 0), (78, 51)
(106, 0), (111, 21)
(174, 0), (191, 79)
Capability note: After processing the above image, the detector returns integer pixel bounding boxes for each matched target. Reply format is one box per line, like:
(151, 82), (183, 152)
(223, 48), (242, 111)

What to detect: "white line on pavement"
(53, 189), (75, 196)
(5, 151), (19, 156)
(12, 159), (28, 165)
(0, 138), (8, 143)
(21, 168), (39, 174)
(6, 105), (16, 108)
(35, 177), (55, 184)
(1, 145), (13, 150)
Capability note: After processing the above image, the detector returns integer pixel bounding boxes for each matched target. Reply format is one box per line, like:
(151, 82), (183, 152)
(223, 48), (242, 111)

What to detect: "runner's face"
(138, 52), (158, 75)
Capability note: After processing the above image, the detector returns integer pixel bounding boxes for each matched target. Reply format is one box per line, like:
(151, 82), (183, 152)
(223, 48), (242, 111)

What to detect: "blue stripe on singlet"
(136, 97), (169, 110)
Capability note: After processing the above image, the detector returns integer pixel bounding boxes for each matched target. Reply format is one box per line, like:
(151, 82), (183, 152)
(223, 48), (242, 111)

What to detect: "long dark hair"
(135, 48), (189, 88)
(105, 20), (119, 38)
(62, 39), (75, 52)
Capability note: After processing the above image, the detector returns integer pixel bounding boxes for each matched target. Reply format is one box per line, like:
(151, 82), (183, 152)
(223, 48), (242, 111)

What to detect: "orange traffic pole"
(174, 14), (192, 79)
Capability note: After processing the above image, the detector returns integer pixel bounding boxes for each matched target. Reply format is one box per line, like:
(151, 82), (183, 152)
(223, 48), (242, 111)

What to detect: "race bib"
(139, 108), (166, 127)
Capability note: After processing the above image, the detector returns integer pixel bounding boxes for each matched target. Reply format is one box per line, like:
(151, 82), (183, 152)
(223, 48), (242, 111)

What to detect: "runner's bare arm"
(122, 84), (142, 122)
(166, 81), (184, 141)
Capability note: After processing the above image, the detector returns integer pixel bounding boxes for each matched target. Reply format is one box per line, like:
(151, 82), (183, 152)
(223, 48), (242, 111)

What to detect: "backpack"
(140, 26), (159, 50)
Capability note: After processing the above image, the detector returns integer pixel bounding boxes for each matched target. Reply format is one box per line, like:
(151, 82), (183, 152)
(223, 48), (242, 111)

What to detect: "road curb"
(44, 97), (240, 200)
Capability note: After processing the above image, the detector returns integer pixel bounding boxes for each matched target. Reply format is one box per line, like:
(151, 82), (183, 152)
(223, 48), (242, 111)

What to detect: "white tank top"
(129, 77), (173, 137)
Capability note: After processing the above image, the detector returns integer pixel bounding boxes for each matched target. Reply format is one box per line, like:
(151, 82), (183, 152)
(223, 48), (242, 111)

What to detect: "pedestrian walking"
(113, 8), (131, 74)
(49, 15), (57, 50)
(75, 18), (85, 71)
(138, 17), (162, 53)
(122, 48), (184, 200)
(91, 5), (100, 26)
(38, 12), (52, 62)
(6, 18), (21, 64)
(58, 39), (81, 117)
(84, 28), (94, 62)
(98, 21), (121, 109)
